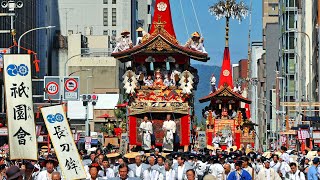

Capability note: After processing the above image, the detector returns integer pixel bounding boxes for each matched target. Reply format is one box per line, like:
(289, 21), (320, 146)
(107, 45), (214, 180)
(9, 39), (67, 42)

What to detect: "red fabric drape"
(149, 0), (176, 38)
(218, 47), (233, 88)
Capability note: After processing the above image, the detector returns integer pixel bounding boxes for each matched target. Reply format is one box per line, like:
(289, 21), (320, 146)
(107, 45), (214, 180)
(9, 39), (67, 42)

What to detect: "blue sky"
(170, 0), (262, 66)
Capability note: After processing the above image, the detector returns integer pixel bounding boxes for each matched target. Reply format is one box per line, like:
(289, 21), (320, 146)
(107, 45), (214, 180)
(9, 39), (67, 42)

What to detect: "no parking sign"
(63, 77), (80, 101)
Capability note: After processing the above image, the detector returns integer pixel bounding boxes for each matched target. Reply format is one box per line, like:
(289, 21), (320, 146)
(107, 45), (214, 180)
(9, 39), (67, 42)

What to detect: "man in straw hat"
(113, 30), (133, 53)
(36, 156), (59, 180)
(184, 32), (207, 53)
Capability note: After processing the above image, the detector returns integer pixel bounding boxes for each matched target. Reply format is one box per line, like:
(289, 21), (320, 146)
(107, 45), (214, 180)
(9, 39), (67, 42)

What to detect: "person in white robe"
(256, 159), (281, 180)
(212, 133), (221, 148)
(139, 115), (153, 151)
(224, 133), (233, 148)
(162, 114), (176, 152)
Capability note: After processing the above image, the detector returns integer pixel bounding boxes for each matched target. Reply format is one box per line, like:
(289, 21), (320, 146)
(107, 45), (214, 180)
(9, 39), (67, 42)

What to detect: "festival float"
(199, 0), (255, 150)
(112, 0), (209, 150)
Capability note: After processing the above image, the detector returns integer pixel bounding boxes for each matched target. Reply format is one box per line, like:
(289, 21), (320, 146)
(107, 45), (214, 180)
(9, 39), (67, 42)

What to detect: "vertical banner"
(198, 131), (206, 149)
(119, 133), (128, 155)
(41, 105), (86, 180)
(4, 55), (37, 160)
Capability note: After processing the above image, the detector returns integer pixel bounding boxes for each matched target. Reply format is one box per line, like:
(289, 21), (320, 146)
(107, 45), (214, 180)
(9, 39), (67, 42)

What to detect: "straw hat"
(191, 32), (200, 37)
(262, 152), (271, 159)
(161, 153), (169, 157)
(207, 145), (214, 150)
(307, 151), (317, 157)
(124, 152), (141, 159)
(106, 153), (120, 158)
(136, 27), (144, 32)
(227, 146), (237, 152)
(121, 30), (130, 35)
(274, 151), (282, 157)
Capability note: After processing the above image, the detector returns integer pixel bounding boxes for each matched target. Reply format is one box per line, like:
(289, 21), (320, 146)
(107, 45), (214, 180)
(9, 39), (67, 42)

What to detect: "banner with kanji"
(4, 55), (37, 160)
(41, 105), (86, 179)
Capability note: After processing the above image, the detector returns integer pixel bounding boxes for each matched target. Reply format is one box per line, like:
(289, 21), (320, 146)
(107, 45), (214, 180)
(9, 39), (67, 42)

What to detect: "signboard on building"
(4, 54), (38, 160)
(41, 105), (86, 180)
(63, 77), (80, 101)
(198, 131), (206, 149)
(44, 76), (61, 100)
(119, 133), (128, 155)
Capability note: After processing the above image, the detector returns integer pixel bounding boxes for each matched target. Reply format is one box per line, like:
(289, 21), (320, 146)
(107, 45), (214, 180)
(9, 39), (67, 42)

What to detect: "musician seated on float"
(163, 74), (175, 87)
(144, 75), (154, 87)
(221, 108), (228, 118)
(229, 109), (237, 119)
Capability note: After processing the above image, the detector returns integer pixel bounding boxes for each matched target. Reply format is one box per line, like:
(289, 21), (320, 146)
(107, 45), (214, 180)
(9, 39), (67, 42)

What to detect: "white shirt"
(210, 76), (216, 85)
(212, 136), (221, 144)
(270, 161), (281, 172)
(165, 169), (175, 180)
(163, 120), (176, 133)
(225, 136), (233, 147)
(287, 170), (306, 180)
(98, 168), (115, 178)
(136, 165), (142, 177)
(177, 164), (185, 180)
(140, 121), (153, 134)
(280, 153), (290, 163)
(265, 168), (271, 180)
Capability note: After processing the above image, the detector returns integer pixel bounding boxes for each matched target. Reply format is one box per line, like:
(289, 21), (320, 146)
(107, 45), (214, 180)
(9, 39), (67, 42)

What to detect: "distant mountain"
(192, 64), (221, 122)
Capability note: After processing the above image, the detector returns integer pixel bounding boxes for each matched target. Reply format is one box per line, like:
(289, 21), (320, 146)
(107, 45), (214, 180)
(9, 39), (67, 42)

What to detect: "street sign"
(63, 76), (80, 101)
(44, 76), (61, 100)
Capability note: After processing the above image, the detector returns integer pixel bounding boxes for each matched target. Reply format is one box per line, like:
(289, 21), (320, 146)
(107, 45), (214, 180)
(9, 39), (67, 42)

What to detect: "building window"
(103, 8), (108, 26)
(112, 30), (117, 36)
(112, 8), (116, 26)
(112, 0), (116, 4)
(103, 30), (109, 35)
(103, 0), (108, 4)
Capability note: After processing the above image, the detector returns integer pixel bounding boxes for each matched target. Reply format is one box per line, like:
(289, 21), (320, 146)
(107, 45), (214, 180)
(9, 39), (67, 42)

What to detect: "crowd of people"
(1, 144), (320, 180)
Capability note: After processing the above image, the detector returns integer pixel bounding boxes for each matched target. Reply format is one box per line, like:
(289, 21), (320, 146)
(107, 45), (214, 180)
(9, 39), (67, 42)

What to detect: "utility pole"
(276, 71), (280, 147)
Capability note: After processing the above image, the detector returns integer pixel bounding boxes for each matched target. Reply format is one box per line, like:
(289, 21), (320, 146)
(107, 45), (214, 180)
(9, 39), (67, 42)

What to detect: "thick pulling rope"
(190, 0), (203, 36)
(179, 0), (189, 39)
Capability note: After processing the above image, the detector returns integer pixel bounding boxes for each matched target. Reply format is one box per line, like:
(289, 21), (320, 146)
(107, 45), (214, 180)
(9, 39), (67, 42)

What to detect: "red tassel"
(27, 50), (32, 54)
(33, 59), (40, 72)
(2, 50), (6, 53)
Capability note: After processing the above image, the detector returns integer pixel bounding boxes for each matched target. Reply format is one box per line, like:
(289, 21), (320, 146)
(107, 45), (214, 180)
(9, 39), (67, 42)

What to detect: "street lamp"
(64, 53), (92, 76)
(68, 69), (91, 76)
(18, 26), (55, 53)
(287, 30), (312, 118)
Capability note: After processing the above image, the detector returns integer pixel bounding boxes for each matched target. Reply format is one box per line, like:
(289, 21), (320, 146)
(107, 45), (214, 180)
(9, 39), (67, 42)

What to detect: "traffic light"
(82, 94), (98, 106)
(91, 94), (98, 106)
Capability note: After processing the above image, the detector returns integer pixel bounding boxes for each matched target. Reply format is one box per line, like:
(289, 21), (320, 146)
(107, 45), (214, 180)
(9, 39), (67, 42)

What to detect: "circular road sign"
(46, 81), (59, 95)
(65, 78), (78, 92)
